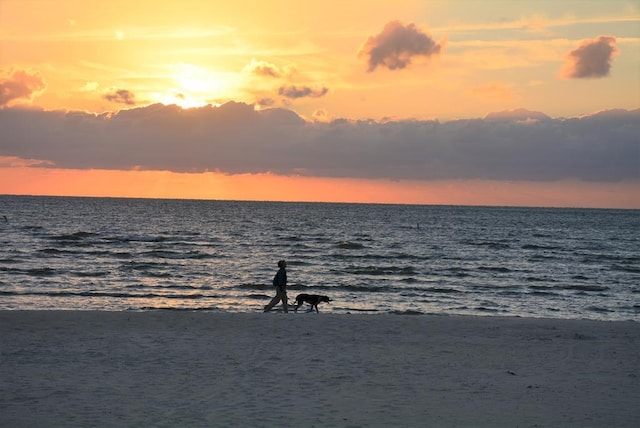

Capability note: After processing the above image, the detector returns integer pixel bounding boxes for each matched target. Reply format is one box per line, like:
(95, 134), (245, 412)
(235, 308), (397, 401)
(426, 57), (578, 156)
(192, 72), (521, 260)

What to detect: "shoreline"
(2, 311), (638, 427)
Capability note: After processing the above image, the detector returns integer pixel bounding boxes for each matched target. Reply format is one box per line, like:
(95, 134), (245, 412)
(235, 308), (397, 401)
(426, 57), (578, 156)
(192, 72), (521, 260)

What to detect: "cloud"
(484, 108), (551, 122)
(0, 69), (46, 107)
(79, 81), (99, 92)
(0, 155), (53, 168)
(0, 102), (638, 183)
(103, 89), (136, 105)
(245, 59), (288, 78)
(359, 21), (442, 72)
(560, 36), (618, 79)
(278, 85), (328, 99)
(257, 98), (276, 108)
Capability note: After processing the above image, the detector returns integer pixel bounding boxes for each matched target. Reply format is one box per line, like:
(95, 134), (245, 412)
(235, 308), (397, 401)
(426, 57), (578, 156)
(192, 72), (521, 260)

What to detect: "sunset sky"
(1, 0), (638, 208)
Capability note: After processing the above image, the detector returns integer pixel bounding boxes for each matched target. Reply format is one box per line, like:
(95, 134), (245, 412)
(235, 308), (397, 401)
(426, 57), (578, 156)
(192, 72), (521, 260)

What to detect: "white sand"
(1, 311), (638, 427)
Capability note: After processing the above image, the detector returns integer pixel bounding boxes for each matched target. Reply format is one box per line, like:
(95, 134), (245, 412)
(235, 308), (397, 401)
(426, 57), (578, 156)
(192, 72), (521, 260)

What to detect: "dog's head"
(320, 296), (331, 303)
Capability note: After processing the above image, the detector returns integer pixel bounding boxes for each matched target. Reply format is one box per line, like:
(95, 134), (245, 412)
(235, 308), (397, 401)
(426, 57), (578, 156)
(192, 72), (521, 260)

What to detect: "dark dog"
(294, 294), (331, 313)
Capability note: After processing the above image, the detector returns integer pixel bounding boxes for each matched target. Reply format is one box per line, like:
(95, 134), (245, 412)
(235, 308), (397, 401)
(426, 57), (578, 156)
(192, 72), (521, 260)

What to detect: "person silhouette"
(264, 260), (288, 313)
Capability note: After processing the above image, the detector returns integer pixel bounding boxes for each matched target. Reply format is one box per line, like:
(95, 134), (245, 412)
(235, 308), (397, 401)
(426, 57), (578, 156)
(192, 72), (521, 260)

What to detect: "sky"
(1, 0), (639, 208)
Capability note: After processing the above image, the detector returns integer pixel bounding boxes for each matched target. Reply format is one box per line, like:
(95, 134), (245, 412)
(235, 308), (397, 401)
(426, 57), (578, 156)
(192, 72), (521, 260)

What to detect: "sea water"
(0, 195), (638, 320)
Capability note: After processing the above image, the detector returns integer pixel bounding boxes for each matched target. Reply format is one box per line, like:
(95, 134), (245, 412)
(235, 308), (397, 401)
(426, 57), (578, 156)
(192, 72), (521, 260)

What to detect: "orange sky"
(1, 166), (637, 209)
(1, 0), (638, 208)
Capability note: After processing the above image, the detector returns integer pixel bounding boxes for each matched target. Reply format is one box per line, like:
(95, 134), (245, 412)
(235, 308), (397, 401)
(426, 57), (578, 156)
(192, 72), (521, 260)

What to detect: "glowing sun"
(155, 63), (226, 109)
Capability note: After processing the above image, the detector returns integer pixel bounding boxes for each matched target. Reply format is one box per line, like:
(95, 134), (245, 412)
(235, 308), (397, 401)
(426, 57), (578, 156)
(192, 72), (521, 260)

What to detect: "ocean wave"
(104, 234), (190, 244)
(342, 284), (393, 292)
(141, 250), (216, 260)
(329, 253), (429, 262)
(477, 266), (512, 273)
(522, 244), (563, 251)
(336, 241), (365, 249)
(280, 235), (304, 242)
(524, 276), (556, 283)
(532, 232), (553, 238)
(247, 293), (272, 299)
(529, 289), (561, 296)
(236, 283), (393, 293)
(578, 253), (640, 265)
(343, 265), (418, 275)
(587, 306), (613, 313)
(137, 306), (216, 311)
(119, 261), (171, 270)
(20, 225), (44, 231)
(528, 254), (560, 261)
(72, 271), (110, 278)
(234, 283), (462, 296)
(442, 267), (471, 277)
(465, 241), (511, 250)
(563, 285), (610, 292)
(50, 231), (98, 241)
(611, 264), (640, 273)
(38, 248), (134, 259)
(0, 290), (218, 300)
(529, 285), (555, 291)
(0, 267), (58, 276)
(38, 248), (76, 255)
(124, 284), (214, 291)
(474, 306), (502, 313)
(343, 307), (383, 313)
(572, 275), (590, 281)
(423, 287), (461, 294)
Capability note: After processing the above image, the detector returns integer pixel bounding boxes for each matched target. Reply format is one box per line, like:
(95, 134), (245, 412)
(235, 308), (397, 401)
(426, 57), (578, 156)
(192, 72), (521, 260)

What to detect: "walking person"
(264, 260), (288, 313)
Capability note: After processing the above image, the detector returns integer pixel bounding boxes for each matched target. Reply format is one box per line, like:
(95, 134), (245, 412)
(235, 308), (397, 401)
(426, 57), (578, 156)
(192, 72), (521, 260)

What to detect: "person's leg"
(264, 291), (281, 312)
(282, 290), (288, 313)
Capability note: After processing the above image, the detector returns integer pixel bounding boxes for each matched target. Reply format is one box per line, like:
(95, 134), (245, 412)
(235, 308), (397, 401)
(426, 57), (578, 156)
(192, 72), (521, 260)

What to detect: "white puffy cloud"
(0, 102), (638, 182)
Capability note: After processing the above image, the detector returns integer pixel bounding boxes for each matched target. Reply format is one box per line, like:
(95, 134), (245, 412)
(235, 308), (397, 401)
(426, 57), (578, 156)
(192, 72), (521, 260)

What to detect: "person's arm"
(276, 270), (287, 290)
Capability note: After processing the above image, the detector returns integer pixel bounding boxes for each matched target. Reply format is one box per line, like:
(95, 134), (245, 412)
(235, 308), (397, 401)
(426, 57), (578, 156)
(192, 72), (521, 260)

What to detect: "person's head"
(278, 260), (286, 268)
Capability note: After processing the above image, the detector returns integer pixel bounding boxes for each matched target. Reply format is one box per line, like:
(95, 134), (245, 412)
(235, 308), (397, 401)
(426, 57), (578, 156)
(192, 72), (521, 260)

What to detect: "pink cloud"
(560, 36), (618, 79)
(103, 89), (136, 105)
(246, 60), (286, 78)
(359, 21), (442, 72)
(278, 85), (328, 99)
(0, 69), (46, 107)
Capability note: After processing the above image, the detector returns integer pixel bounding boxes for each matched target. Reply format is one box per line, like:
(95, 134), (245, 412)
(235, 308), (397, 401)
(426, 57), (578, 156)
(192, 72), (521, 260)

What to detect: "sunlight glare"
(174, 64), (220, 92)
(152, 63), (228, 109)
(156, 92), (208, 109)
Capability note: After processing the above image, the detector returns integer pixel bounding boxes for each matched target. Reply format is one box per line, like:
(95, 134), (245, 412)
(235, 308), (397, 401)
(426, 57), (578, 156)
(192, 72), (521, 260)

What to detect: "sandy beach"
(1, 311), (638, 427)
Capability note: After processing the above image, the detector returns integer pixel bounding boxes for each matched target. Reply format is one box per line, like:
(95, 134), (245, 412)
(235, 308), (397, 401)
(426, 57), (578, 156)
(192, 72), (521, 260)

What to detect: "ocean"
(1, 195), (638, 320)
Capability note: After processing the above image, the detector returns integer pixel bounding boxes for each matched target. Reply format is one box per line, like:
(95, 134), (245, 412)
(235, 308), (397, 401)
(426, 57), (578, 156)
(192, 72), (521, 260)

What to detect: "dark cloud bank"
(1, 102), (638, 182)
